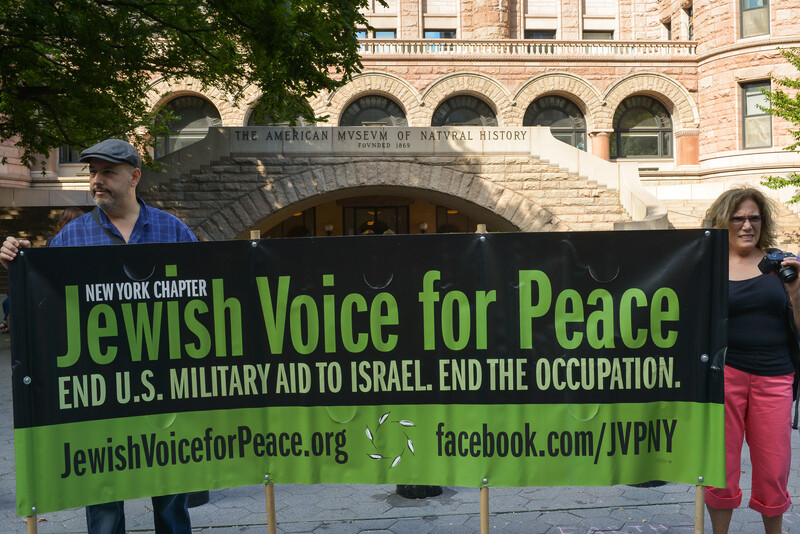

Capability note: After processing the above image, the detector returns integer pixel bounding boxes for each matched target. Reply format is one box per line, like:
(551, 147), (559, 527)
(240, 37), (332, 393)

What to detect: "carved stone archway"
(421, 73), (513, 125)
(192, 160), (565, 241)
(141, 127), (635, 239)
(603, 73), (699, 130)
(322, 72), (424, 125)
(513, 72), (604, 130)
(603, 73), (700, 164)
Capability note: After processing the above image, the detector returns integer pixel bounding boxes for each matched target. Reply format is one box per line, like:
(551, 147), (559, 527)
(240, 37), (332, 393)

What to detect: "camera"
(758, 249), (798, 282)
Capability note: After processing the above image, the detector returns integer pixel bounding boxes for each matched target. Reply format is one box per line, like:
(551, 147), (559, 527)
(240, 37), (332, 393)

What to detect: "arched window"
(339, 95), (407, 126)
(431, 95), (497, 126)
(524, 96), (587, 150)
(155, 96), (222, 158)
(611, 96), (672, 158)
(246, 99), (314, 126)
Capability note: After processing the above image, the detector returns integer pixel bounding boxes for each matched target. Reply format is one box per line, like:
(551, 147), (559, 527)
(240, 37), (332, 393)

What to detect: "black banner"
(9, 230), (727, 429)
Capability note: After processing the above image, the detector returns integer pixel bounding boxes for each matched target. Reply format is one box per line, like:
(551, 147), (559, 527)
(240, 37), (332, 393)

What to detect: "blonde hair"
(705, 186), (777, 250)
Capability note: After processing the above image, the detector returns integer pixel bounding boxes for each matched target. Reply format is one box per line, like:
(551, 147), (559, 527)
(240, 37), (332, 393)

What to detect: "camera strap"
(91, 208), (127, 245)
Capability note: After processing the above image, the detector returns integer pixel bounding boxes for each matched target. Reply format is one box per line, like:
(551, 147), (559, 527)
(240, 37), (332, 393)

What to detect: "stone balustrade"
(358, 39), (697, 58)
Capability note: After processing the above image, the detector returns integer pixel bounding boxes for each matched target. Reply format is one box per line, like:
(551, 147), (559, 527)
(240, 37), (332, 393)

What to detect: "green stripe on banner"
(16, 401), (725, 515)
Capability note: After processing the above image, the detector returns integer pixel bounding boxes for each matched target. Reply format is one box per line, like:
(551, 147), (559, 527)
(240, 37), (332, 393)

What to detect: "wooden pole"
(694, 485), (704, 534)
(265, 481), (277, 534)
(480, 486), (489, 534)
(250, 230), (261, 240)
(25, 515), (37, 534)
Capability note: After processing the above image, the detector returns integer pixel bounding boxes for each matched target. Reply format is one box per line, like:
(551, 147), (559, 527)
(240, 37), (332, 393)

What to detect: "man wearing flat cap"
(0, 139), (194, 533)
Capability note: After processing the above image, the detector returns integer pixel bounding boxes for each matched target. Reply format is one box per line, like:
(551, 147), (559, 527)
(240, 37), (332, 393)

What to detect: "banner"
(9, 230), (727, 516)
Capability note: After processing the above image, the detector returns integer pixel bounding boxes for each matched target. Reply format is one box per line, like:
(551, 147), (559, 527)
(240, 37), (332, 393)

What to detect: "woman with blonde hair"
(704, 186), (800, 534)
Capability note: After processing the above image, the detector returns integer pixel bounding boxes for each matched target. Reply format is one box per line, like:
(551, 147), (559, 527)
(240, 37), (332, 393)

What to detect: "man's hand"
(0, 236), (31, 269)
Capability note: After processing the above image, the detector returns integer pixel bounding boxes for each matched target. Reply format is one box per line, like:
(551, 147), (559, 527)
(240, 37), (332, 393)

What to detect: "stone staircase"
(495, 158), (630, 231)
(662, 199), (709, 229)
(662, 198), (800, 251)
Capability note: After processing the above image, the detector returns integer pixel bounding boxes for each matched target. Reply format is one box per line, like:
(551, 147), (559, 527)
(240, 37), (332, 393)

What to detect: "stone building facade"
(1, 0), (800, 253)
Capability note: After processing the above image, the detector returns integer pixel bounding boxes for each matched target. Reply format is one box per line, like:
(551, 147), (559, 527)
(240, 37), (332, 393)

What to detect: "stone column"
(560, 0), (581, 40)
(464, 0), (511, 39)
(675, 129), (700, 167)
(508, 0), (521, 39)
(617, 0), (633, 40)
(589, 130), (613, 161)
(400, 0), (421, 39)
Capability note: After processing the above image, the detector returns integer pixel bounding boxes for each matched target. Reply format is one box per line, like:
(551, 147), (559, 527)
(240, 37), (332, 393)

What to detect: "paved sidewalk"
(1, 324), (800, 533)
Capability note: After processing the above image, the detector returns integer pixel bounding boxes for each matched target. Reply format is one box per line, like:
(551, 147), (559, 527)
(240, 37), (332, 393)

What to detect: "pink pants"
(705, 366), (794, 516)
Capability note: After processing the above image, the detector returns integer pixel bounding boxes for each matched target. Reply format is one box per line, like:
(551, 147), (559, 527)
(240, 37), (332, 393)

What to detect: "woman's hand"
(781, 254), (800, 290)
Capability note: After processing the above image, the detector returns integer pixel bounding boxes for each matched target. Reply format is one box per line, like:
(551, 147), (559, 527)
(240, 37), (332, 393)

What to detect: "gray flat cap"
(80, 139), (142, 169)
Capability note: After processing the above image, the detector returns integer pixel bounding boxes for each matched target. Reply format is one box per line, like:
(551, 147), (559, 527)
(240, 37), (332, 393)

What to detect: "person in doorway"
(0, 138), (195, 534)
(704, 186), (800, 534)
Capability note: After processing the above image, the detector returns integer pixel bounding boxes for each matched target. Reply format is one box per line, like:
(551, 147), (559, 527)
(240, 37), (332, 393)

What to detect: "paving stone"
(387, 517), (437, 534)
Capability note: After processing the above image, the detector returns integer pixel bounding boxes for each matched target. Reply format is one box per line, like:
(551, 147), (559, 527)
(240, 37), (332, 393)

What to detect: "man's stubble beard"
(92, 177), (132, 213)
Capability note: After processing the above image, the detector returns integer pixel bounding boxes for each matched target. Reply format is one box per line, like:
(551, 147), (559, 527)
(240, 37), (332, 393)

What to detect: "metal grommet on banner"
(18, 250), (24, 256)
(264, 474), (270, 482)
(251, 241), (258, 248)
(698, 476), (704, 483)
(700, 354), (709, 363)
(31, 507), (36, 513)
(22, 376), (31, 385)
(482, 477), (488, 486)
(704, 231), (711, 237)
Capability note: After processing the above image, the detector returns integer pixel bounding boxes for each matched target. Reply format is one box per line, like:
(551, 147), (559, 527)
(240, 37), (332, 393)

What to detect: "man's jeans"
(86, 494), (190, 534)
